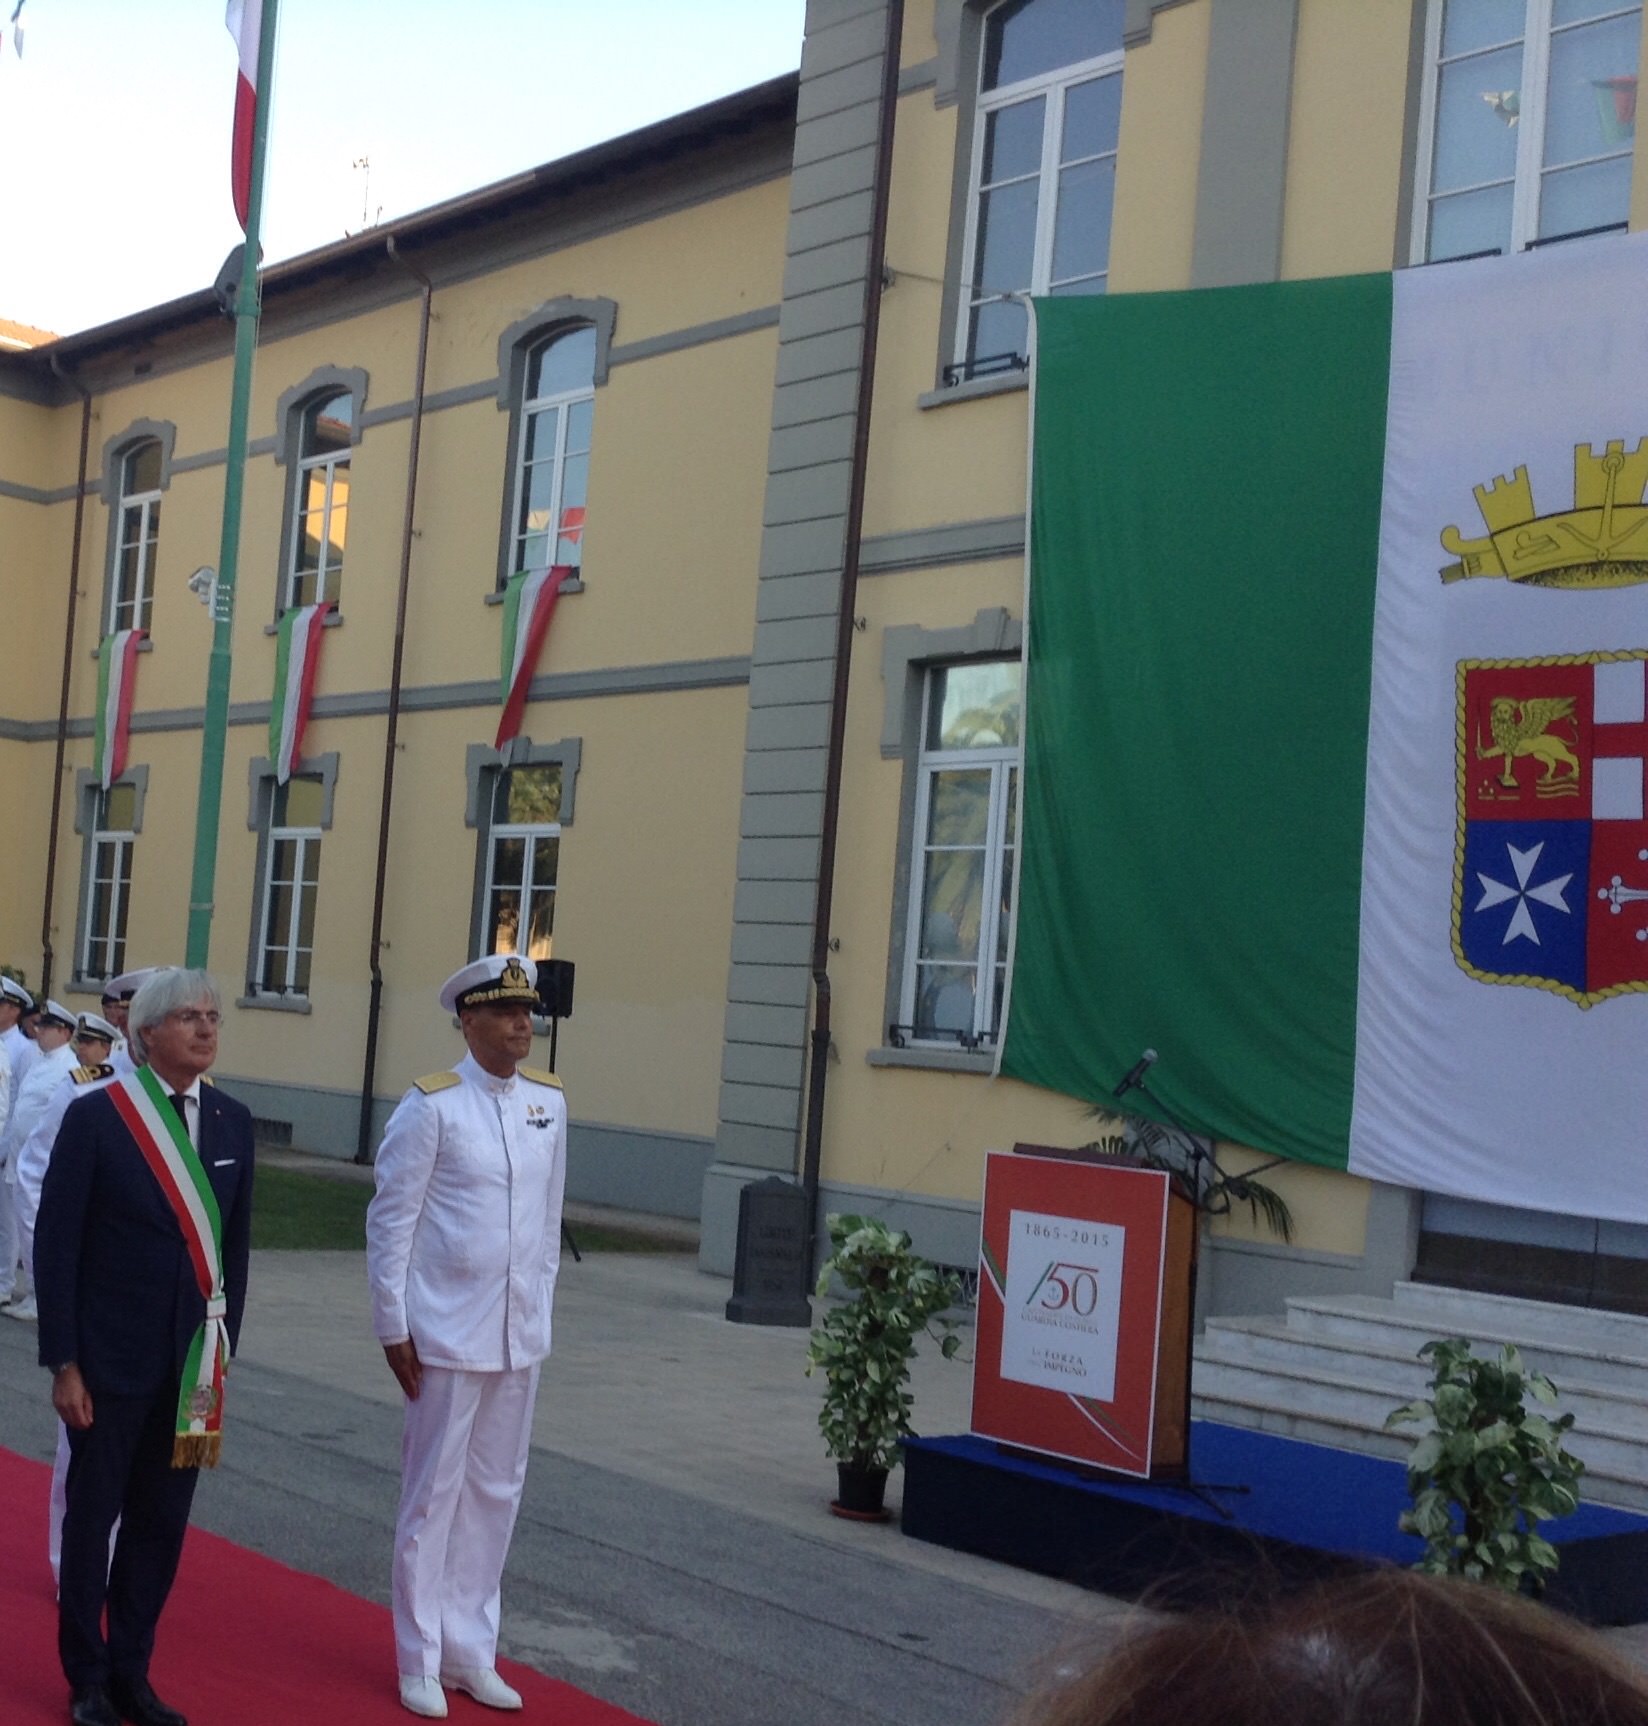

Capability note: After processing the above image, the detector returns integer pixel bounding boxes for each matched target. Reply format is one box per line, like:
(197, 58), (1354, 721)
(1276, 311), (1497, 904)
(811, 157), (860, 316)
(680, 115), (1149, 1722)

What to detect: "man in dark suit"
(35, 969), (254, 1726)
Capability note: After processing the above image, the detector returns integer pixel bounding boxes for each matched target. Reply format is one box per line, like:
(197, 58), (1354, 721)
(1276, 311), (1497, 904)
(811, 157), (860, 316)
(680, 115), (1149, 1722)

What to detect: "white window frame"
(953, 11), (1123, 372)
(478, 771), (561, 962)
(284, 397), (350, 612)
(506, 331), (594, 586)
(256, 791), (322, 997)
(110, 444), (162, 635)
(897, 666), (1018, 1049)
(80, 791), (135, 983)
(1411, 0), (1641, 263)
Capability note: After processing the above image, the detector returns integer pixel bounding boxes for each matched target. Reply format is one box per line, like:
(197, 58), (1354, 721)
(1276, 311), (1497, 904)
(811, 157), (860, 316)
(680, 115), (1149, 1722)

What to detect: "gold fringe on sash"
(172, 1431), (223, 1470)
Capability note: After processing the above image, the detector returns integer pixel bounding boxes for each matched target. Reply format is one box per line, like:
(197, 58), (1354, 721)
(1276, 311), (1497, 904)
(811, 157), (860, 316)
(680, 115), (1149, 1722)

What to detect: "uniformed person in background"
(0, 976), (32, 1079)
(98, 969), (156, 1075)
(1, 999), (77, 1314)
(15, 1010), (120, 1583)
(365, 954), (568, 1720)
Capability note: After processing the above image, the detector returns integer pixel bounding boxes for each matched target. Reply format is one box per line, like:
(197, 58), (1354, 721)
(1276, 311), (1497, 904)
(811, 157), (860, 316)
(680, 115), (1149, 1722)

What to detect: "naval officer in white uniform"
(366, 954), (567, 1719)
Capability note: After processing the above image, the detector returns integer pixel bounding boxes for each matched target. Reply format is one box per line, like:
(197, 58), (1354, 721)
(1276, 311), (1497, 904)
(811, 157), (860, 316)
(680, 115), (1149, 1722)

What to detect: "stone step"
(1391, 1281), (1648, 1351)
(1282, 1294), (1648, 1398)
(1192, 1352), (1648, 1483)
(1190, 1383), (1648, 1513)
(1199, 1316), (1648, 1435)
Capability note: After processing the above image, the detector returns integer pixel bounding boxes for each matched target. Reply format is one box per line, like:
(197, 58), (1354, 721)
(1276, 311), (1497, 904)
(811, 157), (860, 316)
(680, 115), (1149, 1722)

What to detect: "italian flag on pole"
(496, 565), (570, 750)
(1001, 234), (1648, 1224)
(269, 602), (331, 784)
(94, 628), (145, 790)
(225, 0), (263, 231)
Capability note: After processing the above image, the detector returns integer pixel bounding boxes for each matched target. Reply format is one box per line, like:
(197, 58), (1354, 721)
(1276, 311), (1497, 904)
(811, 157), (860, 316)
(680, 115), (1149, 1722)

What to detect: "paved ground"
(8, 1152), (1645, 1723)
(0, 1166), (1126, 1726)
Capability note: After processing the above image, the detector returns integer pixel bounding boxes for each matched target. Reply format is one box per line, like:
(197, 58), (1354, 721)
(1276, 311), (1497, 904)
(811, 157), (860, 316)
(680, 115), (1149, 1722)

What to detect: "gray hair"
(127, 969), (223, 1065)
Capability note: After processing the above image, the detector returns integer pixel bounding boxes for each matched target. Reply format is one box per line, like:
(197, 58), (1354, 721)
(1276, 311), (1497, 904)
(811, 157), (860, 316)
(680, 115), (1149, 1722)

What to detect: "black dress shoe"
(69, 1684), (119, 1726)
(107, 1675), (188, 1726)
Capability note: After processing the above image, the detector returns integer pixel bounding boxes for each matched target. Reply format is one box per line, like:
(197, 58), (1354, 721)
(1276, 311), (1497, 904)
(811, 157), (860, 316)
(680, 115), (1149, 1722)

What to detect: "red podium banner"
(971, 1150), (1192, 1479)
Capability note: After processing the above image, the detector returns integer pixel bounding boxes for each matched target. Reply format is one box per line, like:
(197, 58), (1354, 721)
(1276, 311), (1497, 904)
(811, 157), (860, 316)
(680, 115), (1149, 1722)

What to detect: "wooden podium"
(970, 1145), (1197, 1480)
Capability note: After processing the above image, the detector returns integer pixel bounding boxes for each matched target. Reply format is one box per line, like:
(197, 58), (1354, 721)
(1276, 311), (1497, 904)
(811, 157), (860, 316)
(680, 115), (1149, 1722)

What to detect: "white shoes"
(441, 1667), (524, 1711)
(398, 1675), (448, 1718)
(5, 1295), (37, 1321)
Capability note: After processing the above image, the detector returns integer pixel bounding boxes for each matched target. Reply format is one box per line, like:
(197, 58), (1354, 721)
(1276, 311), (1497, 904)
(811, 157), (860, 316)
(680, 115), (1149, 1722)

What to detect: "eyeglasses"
(166, 1010), (222, 1029)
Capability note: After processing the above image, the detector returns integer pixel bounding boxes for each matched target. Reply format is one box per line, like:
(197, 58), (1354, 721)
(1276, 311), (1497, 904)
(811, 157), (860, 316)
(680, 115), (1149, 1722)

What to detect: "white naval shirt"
(15, 1058), (120, 1237)
(3, 1041), (75, 1176)
(366, 1051), (567, 1373)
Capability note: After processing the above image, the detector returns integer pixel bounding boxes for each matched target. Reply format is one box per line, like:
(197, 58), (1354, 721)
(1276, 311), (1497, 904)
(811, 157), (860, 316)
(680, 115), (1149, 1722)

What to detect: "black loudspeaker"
(537, 959), (575, 1020)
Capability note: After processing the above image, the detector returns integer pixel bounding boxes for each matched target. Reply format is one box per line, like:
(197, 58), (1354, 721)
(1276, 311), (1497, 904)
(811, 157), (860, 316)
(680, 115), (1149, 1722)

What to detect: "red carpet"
(1, 1447), (652, 1725)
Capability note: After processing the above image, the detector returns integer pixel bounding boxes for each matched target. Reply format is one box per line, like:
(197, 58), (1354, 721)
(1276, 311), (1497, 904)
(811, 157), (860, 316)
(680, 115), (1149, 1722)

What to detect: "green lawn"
(251, 1163), (688, 1254)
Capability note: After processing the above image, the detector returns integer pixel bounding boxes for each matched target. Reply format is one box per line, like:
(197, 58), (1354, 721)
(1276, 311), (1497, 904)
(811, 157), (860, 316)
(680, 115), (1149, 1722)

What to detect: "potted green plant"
(1083, 1112), (1295, 1241)
(805, 1213), (962, 1520)
(1386, 1336), (1585, 1592)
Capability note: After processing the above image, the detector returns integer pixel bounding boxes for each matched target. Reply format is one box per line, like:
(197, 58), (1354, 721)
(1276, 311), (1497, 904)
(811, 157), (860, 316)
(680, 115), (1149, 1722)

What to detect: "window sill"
(917, 371), (1028, 411)
(263, 611), (345, 637)
(237, 993), (313, 1015)
(87, 637), (156, 659)
(866, 1045), (995, 1075)
(483, 577), (586, 606)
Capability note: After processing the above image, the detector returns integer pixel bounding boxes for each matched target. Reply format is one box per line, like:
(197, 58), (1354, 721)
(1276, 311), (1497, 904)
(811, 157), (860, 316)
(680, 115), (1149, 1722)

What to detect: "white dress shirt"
(366, 1052), (567, 1373)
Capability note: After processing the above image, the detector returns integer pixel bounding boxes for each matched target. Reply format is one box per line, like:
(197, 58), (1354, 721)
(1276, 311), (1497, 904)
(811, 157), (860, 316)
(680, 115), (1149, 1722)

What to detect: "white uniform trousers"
(0, 1165), (18, 1301)
(392, 1361), (540, 1678)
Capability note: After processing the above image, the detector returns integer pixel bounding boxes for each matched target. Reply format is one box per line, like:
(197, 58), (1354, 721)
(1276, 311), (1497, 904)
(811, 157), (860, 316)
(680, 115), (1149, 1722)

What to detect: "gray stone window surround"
(96, 419), (177, 645)
(67, 765), (150, 992)
(928, 0), (1196, 394)
(463, 736), (582, 1030)
(491, 296), (617, 597)
(876, 608), (1021, 1073)
(268, 365), (369, 631)
(238, 750), (341, 1013)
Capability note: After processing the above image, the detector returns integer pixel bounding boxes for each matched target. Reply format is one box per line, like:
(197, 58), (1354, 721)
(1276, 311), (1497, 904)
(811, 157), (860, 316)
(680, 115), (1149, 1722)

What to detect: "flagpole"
(186, 0), (279, 968)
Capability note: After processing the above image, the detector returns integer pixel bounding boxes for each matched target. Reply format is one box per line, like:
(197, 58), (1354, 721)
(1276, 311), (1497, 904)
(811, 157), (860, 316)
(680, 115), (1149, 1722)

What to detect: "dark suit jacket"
(35, 1078), (255, 1396)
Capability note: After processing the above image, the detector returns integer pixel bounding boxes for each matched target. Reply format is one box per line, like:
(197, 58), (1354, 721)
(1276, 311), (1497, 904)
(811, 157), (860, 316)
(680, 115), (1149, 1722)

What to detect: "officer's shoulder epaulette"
(71, 1063), (114, 1085)
(414, 1071), (462, 1095)
(517, 1066), (562, 1090)
(201, 1074), (216, 1087)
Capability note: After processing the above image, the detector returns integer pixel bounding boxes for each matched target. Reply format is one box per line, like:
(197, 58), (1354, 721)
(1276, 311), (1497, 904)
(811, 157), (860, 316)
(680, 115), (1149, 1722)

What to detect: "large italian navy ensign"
(1001, 232), (1648, 1223)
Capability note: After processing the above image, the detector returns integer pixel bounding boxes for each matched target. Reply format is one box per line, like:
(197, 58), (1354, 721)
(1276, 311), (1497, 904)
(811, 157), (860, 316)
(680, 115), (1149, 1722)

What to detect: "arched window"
(959, 0), (1125, 373)
(285, 390), (354, 610)
(111, 439), (163, 633)
(507, 324), (596, 583)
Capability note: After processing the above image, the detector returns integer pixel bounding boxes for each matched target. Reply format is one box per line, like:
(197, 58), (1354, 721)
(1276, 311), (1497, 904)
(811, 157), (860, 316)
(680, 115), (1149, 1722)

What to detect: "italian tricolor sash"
(109, 1067), (229, 1468)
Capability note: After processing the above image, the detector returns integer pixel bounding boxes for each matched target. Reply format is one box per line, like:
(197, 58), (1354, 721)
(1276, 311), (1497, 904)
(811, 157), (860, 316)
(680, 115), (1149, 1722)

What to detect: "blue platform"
(901, 1423), (1648, 1623)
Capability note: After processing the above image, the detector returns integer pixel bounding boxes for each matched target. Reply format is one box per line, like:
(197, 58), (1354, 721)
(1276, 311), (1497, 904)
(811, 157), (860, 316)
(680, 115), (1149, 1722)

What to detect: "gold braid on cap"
(457, 957), (539, 1008)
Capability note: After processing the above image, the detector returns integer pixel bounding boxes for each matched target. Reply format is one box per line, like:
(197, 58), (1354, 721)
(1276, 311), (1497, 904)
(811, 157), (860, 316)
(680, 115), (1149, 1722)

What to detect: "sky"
(0, 1), (807, 337)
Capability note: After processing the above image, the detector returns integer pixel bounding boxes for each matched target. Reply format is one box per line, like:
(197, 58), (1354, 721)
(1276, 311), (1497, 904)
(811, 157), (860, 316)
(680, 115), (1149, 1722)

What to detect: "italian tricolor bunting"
(269, 601), (331, 784)
(496, 565), (571, 750)
(94, 628), (145, 791)
(1002, 234), (1648, 1223)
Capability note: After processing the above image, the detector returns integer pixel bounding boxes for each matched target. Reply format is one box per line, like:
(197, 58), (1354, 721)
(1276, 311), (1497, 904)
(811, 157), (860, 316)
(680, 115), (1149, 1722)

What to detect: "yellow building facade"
(4, 0), (1645, 1314)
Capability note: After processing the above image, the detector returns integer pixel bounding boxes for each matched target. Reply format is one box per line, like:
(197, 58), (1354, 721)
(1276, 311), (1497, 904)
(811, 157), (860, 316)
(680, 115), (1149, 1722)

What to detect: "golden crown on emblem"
(1442, 438), (1648, 588)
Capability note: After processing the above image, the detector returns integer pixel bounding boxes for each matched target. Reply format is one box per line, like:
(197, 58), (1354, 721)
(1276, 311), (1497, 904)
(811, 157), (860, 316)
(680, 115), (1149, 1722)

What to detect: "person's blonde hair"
(1011, 1569), (1648, 1726)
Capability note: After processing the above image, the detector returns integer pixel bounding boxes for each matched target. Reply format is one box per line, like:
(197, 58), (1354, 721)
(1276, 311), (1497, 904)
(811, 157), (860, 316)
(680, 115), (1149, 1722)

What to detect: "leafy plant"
(1385, 1336), (1584, 1591)
(1084, 1113), (1295, 1242)
(804, 1213), (961, 1474)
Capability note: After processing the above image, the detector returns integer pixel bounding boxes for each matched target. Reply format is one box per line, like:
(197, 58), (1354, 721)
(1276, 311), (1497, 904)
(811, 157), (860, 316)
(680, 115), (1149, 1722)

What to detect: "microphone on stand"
(1112, 1048), (1158, 1099)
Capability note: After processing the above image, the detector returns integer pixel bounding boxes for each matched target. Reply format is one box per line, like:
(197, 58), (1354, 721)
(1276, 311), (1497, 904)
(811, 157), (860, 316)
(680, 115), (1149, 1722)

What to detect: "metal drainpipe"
(796, 0), (905, 1264)
(355, 235), (433, 1162)
(40, 357), (94, 998)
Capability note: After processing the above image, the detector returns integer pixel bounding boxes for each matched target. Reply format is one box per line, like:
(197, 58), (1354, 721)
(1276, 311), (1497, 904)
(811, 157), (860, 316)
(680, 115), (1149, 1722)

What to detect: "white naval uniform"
(0, 1039), (11, 1300)
(17, 1058), (120, 1583)
(0, 1041), (71, 1302)
(365, 1051), (567, 1679)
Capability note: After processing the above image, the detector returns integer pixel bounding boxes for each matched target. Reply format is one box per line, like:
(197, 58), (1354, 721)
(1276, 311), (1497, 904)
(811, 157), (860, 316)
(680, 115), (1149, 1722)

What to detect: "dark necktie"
(169, 1093), (189, 1142)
